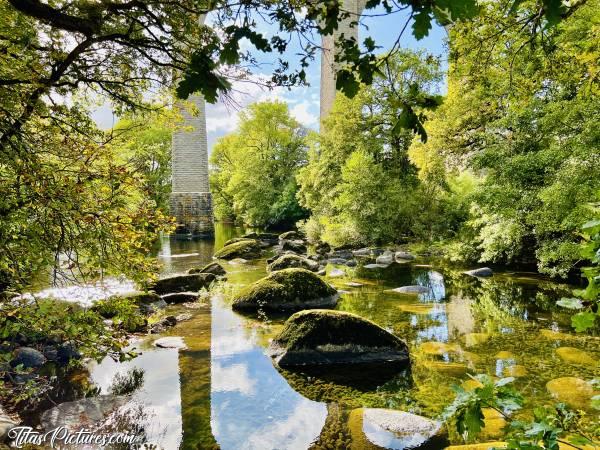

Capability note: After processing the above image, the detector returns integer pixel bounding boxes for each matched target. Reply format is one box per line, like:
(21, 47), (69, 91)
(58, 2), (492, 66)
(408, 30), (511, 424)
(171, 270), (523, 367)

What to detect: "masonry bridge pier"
(169, 0), (365, 236)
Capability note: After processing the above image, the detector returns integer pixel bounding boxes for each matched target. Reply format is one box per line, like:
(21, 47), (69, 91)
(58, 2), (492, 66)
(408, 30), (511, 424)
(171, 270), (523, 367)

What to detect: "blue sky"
(92, 8), (447, 153)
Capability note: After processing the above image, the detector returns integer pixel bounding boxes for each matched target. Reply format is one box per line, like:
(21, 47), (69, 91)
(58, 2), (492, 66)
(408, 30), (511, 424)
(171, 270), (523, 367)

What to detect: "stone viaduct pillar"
(320, 0), (366, 121)
(170, 94), (214, 237)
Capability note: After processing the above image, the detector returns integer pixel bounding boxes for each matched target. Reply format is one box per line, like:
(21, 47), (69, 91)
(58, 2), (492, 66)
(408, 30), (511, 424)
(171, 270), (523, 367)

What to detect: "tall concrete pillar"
(320, 0), (366, 122)
(170, 94), (214, 236)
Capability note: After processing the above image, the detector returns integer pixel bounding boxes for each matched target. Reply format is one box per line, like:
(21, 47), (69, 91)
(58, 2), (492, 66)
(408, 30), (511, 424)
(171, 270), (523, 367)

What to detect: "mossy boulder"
(267, 254), (319, 272)
(268, 309), (410, 368)
(213, 239), (262, 260)
(188, 262), (226, 276)
(150, 273), (215, 295)
(231, 268), (338, 312)
(279, 230), (304, 241)
(347, 408), (448, 450)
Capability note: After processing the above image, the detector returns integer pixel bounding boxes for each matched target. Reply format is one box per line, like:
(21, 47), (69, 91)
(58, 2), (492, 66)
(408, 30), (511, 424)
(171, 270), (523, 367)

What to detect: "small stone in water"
(495, 351), (515, 359)
(387, 285), (430, 295)
(154, 337), (187, 349)
(345, 282), (364, 287)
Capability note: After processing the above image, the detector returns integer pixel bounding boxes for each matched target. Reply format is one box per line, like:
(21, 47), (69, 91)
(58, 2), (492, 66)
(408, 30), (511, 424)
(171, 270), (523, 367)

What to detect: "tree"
(409, 0), (600, 276)
(111, 112), (174, 214)
(297, 49), (445, 246)
(210, 101), (308, 228)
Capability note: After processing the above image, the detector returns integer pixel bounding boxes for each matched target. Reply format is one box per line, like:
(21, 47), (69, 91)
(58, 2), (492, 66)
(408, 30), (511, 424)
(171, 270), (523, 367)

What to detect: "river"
(30, 223), (600, 449)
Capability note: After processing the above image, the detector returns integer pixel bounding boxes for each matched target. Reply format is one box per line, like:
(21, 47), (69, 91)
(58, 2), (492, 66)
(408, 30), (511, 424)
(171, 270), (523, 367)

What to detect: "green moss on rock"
(268, 309), (410, 367)
(267, 254), (319, 272)
(213, 239), (262, 260)
(188, 262), (226, 276)
(231, 268), (338, 312)
(150, 273), (215, 295)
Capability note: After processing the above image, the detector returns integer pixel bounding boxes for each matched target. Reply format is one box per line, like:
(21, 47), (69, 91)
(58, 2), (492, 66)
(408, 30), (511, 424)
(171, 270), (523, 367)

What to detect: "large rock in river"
(348, 408), (448, 450)
(232, 269), (338, 312)
(268, 309), (410, 368)
(267, 253), (319, 272)
(151, 273), (215, 295)
(214, 239), (262, 260)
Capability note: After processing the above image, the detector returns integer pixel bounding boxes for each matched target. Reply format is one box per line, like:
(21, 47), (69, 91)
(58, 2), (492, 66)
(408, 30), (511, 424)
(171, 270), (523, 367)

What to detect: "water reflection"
(78, 225), (599, 448)
(210, 295), (327, 450)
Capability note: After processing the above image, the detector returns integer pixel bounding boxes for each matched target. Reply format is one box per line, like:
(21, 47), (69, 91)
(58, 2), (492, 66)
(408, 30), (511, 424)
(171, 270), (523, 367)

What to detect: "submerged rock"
(463, 333), (490, 347)
(398, 304), (435, 314)
(268, 309), (409, 368)
(555, 347), (597, 366)
(546, 377), (597, 409)
(421, 360), (469, 377)
(464, 267), (493, 277)
(495, 351), (515, 359)
(267, 253), (319, 272)
(151, 273), (215, 295)
(232, 268), (338, 312)
(10, 347), (46, 369)
(540, 329), (578, 341)
(387, 285), (429, 295)
(188, 261), (226, 276)
(503, 365), (528, 377)
(213, 239), (262, 260)
(348, 408), (448, 450)
(419, 342), (460, 356)
(40, 395), (128, 432)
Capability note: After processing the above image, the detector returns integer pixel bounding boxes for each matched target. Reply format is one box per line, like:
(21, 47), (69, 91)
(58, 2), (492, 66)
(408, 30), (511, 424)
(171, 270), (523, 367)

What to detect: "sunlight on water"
(19, 277), (137, 307)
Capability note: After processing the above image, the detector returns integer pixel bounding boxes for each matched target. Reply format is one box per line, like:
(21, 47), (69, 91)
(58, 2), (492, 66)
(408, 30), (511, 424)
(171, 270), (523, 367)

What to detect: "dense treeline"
(294, 0), (599, 278)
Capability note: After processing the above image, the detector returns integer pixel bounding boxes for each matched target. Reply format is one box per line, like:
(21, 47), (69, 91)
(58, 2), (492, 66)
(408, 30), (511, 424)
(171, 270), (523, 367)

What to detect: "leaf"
(556, 297), (584, 309)
(336, 69), (360, 98)
(412, 8), (432, 40)
(571, 311), (596, 332)
(457, 403), (485, 438)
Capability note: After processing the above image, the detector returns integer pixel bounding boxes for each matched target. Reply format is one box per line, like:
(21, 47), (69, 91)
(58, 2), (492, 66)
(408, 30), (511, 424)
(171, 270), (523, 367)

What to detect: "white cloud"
(212, 362), (256, 396)
(290, 100), (318, 128)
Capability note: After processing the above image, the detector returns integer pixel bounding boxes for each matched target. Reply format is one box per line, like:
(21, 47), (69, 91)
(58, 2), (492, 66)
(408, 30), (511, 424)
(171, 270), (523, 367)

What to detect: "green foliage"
(297, 50), (452, 247)
(93, 296), (147, 333)
(557, 214), (600, 332)
(443, 375), (523, 441)
(410, 0), (600, 276)
(0, 298), (131, 362)
(210, 101), (308, 228)
(110, 112), (174, 213)
(444, 375), (598, 449)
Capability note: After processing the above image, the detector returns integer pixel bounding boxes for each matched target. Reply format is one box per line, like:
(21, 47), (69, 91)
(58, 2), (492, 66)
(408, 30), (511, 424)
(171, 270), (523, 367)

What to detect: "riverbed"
(31, 224), (600, 449)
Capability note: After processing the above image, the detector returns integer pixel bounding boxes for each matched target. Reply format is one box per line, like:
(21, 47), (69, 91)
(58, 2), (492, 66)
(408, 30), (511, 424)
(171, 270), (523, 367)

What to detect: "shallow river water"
(37, 224), (599, 449)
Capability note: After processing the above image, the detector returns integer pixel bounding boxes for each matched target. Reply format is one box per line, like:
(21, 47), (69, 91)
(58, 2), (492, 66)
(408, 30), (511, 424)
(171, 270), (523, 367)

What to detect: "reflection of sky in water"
(211, 296), (327, 450)
(89, 343), (183, 449)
